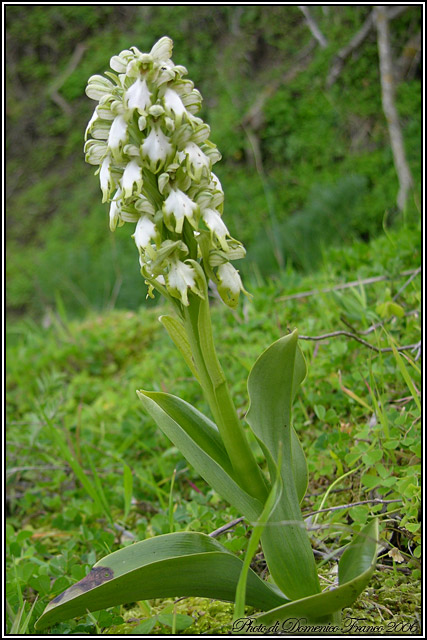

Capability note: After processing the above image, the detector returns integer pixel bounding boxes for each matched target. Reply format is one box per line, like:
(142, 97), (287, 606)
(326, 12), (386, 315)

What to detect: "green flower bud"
(216, 263), (245, 309)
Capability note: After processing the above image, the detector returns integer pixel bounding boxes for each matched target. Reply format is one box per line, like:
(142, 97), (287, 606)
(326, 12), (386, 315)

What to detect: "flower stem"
(182, 300), (268, 504)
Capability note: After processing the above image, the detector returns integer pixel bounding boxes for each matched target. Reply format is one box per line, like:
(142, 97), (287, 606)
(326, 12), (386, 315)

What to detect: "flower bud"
(216, 263), (244, 309)
(202, 208), (229, 251)
(86, 75), (115, 101)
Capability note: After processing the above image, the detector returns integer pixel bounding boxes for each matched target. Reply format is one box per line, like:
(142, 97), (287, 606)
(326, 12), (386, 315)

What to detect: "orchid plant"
(36, 37), (378, 633)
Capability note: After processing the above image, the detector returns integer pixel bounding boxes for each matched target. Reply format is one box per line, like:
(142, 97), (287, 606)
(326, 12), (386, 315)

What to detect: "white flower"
(84, 139), (107, 165)
(202, 208), (229, 251)
(84, 110), (98, 141)
(109, 188), (122, 231)
(110, 49), (134, 73)
(182, 88), (202, 114)
(184, 142), (210, 181)
(150, 36), (173, 62)
(217, 263), (243, 309)
(163, 88), (187, 125)
(133, 216), (157, 251)
(210, 172), (223, 192)
(166, 260), (197, 306)
(125, 78), (152, 112)
(121, 159), (143, 199)
(163, 188), (198, 233)
(108, 115), (128, 152)
(99, 155), (113, 202)
(135, 195), (155, 216)
(141, 126), (172, 173)
(86, 75), (114, 101)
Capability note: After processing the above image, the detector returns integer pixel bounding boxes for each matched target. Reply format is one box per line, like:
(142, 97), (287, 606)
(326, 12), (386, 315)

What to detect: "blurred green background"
(6, 5), (421, 320)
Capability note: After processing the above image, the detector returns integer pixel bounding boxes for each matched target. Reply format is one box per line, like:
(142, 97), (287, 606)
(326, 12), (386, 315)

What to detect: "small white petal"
(84, 110), (98, 140)
(217, 262), (244, 307)
(150, 36), (173, 62)
(202, 208), (229, 250)
(133, 216), (157, 250)
(141, 126), (172, 172)
(210, 173), (223, 193)
(125, 78), (152, 111)
(163, 88), (187, 123)
(163, 189), (198, 233)
(185, 141), (210, 181)
(84, 139), (108, 165)
(167, 261), (196, 306)
(135, 195), (155, 216)
(121, 159), (143, 199)
(108, 115), (128, 151)
(100, 156), (112, 202)
(217, 263), (243, 294)
(86, 75), (114, 101)
(109, 188), (122, 231)
(110, 49), (134, 73)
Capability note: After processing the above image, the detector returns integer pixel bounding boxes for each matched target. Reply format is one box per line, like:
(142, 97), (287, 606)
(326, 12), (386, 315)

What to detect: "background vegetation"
(6, 5), (421, 635)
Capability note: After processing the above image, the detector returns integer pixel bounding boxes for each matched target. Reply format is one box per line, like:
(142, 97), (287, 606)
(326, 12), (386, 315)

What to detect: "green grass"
(6, 5), (421, 319)
(6, 221), (421, 634)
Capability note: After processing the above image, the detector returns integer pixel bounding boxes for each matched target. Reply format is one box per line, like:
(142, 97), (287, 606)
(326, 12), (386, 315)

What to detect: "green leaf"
(35, 532), (288, 630)
(123, 463), (133, 519)
(10, 598), (39, 635)
(159, 315), (200, 382)
(158, 613), (194, 630)
(387, 335), (421, 412)
(338, 518), (379, 584)
(244, 519), (379, 626)
(137, 390), (262, 521)
(246, 331), (320, 600)
(376, 301), (405, 319)
(234, 446), (283, 621)
(131, 618), (156, 634)
(39, 406), (112, 523)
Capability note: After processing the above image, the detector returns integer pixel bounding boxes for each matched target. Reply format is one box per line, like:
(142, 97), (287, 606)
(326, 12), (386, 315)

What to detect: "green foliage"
(6, 221), (420, 633)
(5, 6), (421, 632)
(6, 5), (421, 318)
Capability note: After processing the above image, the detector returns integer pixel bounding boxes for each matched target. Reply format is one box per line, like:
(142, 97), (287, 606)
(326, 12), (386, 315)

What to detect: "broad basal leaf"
(35, 532), (288, 630)
(137, 390), (263, 520)
(245, 519), (379, 627)
(246, 331), (320, 600)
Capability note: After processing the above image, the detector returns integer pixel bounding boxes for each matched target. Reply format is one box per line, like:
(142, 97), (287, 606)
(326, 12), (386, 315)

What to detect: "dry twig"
(48, 43), (86, 115)
(209, 516), (245, 538)
(374, 5), (414, 210)
(277, 268), (419, 301)
(327, 5), (409, 87)
(303, 498), (402, 519)
(299, 330), (419, 354)
(298, 5), (328, 48)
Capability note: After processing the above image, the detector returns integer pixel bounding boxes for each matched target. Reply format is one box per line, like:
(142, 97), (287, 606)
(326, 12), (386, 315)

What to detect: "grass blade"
(123, 463), (133, 519)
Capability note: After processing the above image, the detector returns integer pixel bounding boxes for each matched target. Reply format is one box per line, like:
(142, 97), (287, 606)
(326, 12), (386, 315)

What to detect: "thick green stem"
(182, 302), (268, 504)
